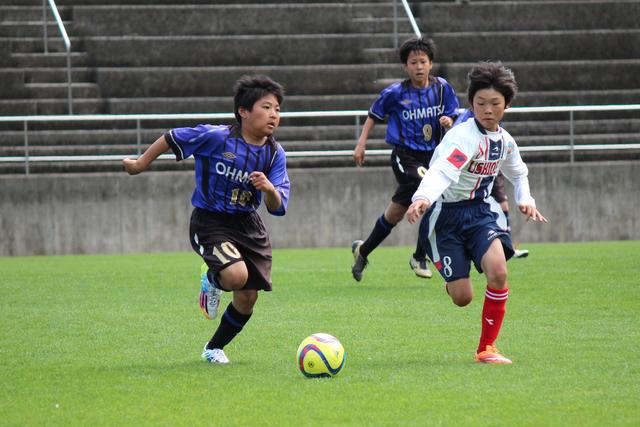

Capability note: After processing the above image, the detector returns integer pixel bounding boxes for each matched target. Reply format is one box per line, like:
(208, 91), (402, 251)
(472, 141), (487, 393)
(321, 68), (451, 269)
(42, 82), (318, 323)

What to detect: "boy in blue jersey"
(123, 75), (290, 365)
(455, 109), (529, 258)
(352, 37), (459, 282)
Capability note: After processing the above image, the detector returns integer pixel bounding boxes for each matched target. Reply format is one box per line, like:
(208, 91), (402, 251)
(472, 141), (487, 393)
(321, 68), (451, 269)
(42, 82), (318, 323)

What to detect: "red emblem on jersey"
(446, 148), (468, 169)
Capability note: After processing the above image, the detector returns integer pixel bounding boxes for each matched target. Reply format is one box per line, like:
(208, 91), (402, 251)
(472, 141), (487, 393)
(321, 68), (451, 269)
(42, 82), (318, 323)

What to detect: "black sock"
(360, 214), (395, 258)
(206, 303), (252, 350)
(412, 240), (426, 261)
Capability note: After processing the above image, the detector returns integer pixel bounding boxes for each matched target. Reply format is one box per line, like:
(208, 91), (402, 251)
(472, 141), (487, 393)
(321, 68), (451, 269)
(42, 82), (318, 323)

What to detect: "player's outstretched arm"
(518, 204), (548, 223)
(354, 117), (375, 167)
(122, 135), (170, 175)
(407, 199), (431, 224)
(250, 171), (281, 212)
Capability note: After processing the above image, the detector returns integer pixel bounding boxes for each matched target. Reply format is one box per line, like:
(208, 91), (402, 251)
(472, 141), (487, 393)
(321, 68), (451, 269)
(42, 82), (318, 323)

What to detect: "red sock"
(477, 287), (509, 354)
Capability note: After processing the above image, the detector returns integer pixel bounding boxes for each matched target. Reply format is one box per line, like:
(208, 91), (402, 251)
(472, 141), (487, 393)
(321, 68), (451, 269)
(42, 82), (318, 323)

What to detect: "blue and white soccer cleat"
(202, 345), (230, 364)
(199, 264), (221, 320)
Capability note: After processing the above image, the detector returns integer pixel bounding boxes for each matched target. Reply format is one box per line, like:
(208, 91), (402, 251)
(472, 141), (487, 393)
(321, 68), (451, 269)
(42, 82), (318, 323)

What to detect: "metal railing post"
(24, 121), (30, 175)
(393, 0), (398, 48)
(136, 119), (142, 155)
(400, 0), (422, 38)
(569, 110), (575, 163)
(355, 115), (361, 141)
(42, 0), (48, 54)
(44, 0), (73, 114)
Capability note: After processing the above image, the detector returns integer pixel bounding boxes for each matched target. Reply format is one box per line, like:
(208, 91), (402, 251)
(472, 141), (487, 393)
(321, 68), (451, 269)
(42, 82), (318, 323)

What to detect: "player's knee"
(452, 295), (472, 307)
(219, 262), (249, 290)
(485, 264), (508, 287)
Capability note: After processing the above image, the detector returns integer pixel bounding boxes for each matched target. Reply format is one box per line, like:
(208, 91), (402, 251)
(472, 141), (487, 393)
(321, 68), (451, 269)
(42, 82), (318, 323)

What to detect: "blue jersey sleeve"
(266, 144), (290, 216)
(368, 84), (396, 123)
(165, 124), (226, 160)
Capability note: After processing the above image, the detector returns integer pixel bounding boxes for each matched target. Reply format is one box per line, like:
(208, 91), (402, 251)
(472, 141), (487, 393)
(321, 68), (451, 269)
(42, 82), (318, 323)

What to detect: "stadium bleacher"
(1, 0), (639, 174)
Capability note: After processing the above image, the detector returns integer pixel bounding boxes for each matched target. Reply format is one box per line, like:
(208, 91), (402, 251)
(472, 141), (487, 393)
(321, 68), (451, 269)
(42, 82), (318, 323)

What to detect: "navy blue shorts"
(418, 199), (514, 282)
(390, 146), (433, 207)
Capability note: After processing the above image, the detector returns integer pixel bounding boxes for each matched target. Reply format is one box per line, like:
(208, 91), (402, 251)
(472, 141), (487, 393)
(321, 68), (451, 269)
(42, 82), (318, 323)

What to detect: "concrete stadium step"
(3, 0), (392, 4)
(102, 94), (378, 115)
(24, 82), (101, 98)
(0, 98), (105, 115)
(416, 1), (640, 32)
(22, 67), (94, 84)
(9, 37), (84, 54)
(349, 17), (416, 34)
(71, 4), (397, 37)
(91, 60), (640, 99)
(80, 34), (399, 67)
(367, 29), (640, 62)
(0, 6), (72, 21)
(0, 21), (73, 38)
(9, 52), (90, 68)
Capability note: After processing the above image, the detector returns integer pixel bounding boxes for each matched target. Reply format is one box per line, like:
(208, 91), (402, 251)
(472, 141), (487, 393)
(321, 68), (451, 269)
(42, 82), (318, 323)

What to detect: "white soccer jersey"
(412, 119), (535, 206)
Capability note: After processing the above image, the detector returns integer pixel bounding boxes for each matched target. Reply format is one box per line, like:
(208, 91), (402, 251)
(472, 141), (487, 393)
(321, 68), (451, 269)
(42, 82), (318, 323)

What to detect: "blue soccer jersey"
(369, 77), (459, 151)
(165, 124), (290, 216)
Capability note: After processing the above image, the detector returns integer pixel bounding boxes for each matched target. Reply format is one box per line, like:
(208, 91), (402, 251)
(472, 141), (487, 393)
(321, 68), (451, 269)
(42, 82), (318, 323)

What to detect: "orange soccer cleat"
(475, 345), (513, 364)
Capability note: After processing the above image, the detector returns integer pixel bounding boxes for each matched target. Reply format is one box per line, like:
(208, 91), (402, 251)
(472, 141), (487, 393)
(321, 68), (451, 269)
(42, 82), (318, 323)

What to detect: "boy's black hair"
(398, 37), (436, 64)
(467, 62), (518, 106)
(233, 75), (284, 123)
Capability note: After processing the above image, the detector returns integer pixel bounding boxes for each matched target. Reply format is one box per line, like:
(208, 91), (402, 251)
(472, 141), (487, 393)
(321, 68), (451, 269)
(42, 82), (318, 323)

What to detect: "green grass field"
(1, 241), (639, 426)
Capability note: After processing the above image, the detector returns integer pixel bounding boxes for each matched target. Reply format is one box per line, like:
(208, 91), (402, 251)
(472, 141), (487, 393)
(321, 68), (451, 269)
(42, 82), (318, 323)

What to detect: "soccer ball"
(296, 333), (346, 378)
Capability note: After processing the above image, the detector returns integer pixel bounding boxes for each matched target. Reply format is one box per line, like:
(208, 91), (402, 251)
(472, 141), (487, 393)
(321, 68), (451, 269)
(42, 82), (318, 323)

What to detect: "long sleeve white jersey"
(412, 119), (535, 206)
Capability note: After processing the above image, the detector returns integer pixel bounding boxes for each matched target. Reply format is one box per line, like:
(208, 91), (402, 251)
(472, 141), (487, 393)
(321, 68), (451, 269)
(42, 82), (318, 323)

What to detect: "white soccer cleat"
(513, 249), (529, 259)
(409, 256), (433, 279)
(202, 347), (230, 364)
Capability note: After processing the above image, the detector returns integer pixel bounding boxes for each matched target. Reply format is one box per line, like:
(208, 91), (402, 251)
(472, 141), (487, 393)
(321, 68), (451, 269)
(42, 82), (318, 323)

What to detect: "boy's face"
(239, 93), (281, 138)
(403, 50), (432, 87)
(472, 88), (508, 132)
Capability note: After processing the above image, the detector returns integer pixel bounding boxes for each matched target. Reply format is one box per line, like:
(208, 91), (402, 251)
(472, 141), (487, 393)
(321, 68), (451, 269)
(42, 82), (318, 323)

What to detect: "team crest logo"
(222, 152), (236, 159)
(401, 98), (412, 106)
(423, 124), (432, 141)
(446, 148), (468, 169)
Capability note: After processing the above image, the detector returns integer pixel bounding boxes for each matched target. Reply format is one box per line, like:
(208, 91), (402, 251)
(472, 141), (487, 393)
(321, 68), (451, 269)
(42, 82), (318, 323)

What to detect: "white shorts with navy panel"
(418, 198), (515, 282)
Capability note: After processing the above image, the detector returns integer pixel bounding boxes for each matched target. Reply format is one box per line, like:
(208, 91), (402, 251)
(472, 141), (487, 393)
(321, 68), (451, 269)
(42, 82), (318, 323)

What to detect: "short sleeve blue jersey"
(369, 77), (459, 152)
(165, 124), (290, 216)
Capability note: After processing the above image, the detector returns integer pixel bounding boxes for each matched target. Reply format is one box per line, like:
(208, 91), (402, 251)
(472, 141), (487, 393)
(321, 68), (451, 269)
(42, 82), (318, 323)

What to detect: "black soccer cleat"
(351, 240), (368, 282)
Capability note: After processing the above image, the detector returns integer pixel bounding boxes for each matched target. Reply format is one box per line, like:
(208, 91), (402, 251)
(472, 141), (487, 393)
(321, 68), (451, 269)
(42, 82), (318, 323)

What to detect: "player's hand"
(122, 157), (145, 175)
(407, 199), (431, 224)
(353, 141), (366, 167)
(518, 204), (548, 223)
(439, 115), (454, 130)
(249, 171), (274, 193)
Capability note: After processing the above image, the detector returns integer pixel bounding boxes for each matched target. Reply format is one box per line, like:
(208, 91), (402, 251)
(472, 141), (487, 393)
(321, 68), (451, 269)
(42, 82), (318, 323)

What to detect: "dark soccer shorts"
(390, 146), (433, 206)
(418, 199), (515, 282)
(189, 207), (273, 291)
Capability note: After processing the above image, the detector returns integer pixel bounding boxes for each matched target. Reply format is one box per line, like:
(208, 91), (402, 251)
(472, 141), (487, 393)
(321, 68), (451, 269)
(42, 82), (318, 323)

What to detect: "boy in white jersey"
(407, 62), (547, 364)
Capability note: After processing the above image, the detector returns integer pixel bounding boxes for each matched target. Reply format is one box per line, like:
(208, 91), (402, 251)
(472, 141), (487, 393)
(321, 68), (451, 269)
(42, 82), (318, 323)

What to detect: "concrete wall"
(1, 161), (638, 256)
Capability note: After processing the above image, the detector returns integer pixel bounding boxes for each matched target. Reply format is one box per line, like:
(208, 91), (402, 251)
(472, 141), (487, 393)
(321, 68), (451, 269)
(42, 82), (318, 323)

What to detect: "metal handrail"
(394, 0), (421, 48)
(43, 0), (72, 114)
(1, 104), (640, 174)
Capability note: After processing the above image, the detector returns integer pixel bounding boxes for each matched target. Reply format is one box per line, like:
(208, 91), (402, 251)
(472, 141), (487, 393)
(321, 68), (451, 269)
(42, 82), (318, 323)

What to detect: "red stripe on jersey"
(446, 148), (468, 169)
